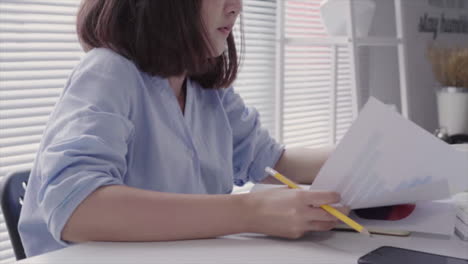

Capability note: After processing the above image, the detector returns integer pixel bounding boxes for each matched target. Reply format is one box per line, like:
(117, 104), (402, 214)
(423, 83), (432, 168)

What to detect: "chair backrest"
(0, 170), (30, 260)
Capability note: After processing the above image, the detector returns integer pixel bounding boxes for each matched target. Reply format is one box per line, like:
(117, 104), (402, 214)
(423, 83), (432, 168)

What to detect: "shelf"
(355, 37), (403, 47)
(283, 36), (403, 47)
(284, 37), (349, 46)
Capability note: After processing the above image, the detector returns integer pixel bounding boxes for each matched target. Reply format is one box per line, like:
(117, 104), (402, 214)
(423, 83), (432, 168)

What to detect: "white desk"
(16, 232), (468, 264)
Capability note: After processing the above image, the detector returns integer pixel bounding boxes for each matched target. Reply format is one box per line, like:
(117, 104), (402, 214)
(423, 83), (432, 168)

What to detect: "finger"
(307, 221), (337, 231)
(303, 207), (338, 222)
(301, 191), (340, 206)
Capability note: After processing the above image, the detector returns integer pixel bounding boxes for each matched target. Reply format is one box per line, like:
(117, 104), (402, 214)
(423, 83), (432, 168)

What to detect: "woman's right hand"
(243, 188), (349, 239)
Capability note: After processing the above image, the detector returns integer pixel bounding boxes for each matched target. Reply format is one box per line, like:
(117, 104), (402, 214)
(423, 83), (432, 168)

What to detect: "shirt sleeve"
(220, 87), (284, 186)
(35, 49), (136, 245)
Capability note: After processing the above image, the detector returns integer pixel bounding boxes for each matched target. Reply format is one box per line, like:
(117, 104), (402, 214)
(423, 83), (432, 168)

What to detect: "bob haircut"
(76, 0), (242, 89)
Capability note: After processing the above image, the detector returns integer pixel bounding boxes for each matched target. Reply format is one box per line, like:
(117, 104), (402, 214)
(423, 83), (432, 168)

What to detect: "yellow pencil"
(264, 167), (371, 236)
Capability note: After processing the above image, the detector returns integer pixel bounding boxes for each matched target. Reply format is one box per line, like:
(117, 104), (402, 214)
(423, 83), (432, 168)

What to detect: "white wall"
(363, 0), (468, 132)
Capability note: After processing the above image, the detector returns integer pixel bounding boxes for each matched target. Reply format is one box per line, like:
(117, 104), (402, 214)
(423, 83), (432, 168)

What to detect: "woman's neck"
(168, 74), (187, 114)
(168, 75), (187, 99)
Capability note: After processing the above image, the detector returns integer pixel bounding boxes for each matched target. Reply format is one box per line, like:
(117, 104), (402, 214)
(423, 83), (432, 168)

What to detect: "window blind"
(0, 0), (82, 179)
(282, 0), (354, 148)
(335, 45), (354, 142)
(234, 0), (277, 137)
(230, 0), (277, 193)
(0, 0), (82, 261)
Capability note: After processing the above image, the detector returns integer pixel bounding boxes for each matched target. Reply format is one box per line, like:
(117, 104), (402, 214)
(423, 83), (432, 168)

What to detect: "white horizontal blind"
(0, 0), (82, 261)
(283, 43), (332, 147)
(234, 0), (277, 137)
(0, 0), (82, 178)
(282, 0), (354, 148)
(231, 0), (276, 192)
(335, 45), (354, 142)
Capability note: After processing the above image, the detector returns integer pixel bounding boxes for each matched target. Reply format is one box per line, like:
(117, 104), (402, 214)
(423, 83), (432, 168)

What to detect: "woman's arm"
(62, 184), (343, 242)
(62, 185), (247, 242)
(265, 146), (334, 185)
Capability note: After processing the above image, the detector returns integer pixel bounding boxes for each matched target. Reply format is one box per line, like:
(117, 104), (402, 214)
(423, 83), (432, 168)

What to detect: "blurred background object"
(428, 46), (468, 143)
(320, 0), (376, 37)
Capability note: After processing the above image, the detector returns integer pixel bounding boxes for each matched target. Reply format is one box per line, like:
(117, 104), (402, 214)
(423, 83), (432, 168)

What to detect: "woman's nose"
(225, 0), (242, 16)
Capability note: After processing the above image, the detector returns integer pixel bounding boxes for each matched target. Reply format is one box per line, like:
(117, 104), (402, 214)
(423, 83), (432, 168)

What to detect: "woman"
(18, 0), (348, 257)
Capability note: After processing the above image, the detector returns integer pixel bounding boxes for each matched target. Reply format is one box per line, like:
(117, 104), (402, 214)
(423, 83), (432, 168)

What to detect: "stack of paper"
(254, 98), (468, 236)
(310, 97), (467, 209)
(307, 97), (468, 235)
(251, 183), (457, 235)
(454, 193), (468, 240)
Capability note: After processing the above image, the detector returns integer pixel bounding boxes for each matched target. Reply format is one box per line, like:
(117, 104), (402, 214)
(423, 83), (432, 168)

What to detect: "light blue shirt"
(18, 48), (284, 257)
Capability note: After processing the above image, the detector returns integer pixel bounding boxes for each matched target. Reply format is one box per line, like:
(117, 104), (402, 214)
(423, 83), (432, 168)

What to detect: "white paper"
(455, 218), (468, 240)
(310, 97), (468, 209)
(348, 200), (456, 236)
(251, 184), (456, 235)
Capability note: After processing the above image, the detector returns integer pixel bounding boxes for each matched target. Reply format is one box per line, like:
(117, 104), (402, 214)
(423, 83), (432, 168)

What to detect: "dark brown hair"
(76, 0), (242, 89)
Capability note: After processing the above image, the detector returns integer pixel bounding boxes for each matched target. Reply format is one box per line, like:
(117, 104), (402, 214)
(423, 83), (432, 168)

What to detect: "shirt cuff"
(243, 141), (285, 185)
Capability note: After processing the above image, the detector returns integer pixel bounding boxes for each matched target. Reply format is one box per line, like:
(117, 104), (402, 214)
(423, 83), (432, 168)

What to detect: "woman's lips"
(217, 27), (231, 36)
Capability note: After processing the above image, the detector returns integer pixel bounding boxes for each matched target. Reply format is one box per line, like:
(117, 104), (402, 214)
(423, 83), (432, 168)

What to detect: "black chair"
(0, 170), (30, 260)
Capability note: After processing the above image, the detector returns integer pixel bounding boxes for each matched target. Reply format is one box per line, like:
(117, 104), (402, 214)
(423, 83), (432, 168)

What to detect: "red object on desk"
(354, 204), (416, 221)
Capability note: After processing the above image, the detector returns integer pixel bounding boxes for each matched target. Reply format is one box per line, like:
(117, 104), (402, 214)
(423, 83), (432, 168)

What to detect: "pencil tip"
(361, 229), (372, 237)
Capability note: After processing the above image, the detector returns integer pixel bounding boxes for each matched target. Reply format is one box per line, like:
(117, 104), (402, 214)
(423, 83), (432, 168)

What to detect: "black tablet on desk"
(358, 246), (468, 264)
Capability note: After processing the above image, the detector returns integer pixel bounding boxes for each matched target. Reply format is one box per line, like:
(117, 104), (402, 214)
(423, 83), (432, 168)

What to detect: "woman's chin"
(212, 49), (225, 57)
(212, 43), (227, 56)
(206, 43), (227, 58)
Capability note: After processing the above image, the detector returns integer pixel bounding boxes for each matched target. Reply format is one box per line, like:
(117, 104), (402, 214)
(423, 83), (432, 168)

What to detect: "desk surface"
(17, 232), (468, 264)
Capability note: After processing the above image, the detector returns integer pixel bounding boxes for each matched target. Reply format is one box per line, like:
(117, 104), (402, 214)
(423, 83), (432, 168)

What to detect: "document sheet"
(310, 97), (467, 210)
